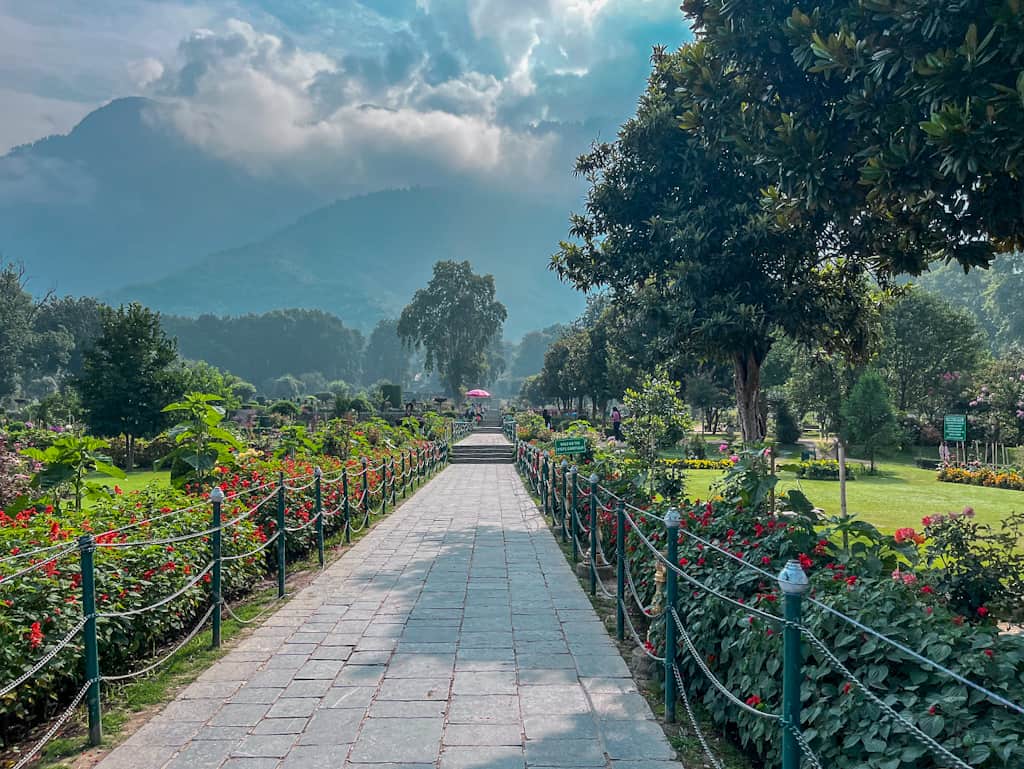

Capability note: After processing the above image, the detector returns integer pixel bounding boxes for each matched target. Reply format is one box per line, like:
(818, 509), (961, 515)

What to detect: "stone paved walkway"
(97, 456), (682, 769)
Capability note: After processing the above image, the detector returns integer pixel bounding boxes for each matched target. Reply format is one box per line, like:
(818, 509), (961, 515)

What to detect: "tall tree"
(841, 371), (899, 473)
(553, 44), (874, 442)
(876, 289), (986, 418)
(681, 1), (1024, 274)
(76, 303), (183, 470)
(0, 262), (35, 401)
(362, 319), (409, 387)
(512, 325), (567, 377)
(397, 261), (507, 397)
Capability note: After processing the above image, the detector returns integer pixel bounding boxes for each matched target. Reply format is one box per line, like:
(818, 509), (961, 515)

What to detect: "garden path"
(94, 447), (682, 769)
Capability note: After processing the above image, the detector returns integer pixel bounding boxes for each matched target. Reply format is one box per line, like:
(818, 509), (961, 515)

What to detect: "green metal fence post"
(361, 457), (370, 526)
(615, 501), (625, 642)
(570, 466), (579, 563)
(589, 473), (599, 596)
(342, 470), (351, 544)
(314, 467), (324, 568)
(541, 455), (549, 517)
(78, 535), (102, 746)
(560, 460), (568, 543)
(664, 507), (681, 724)
(210, 486), (224, 648)
(779, 560), (810, 769)
(381, 460), (388, 517)
(390, 456), (397, 507)
(276, 471), (286, 598)
(401, 453), (407, 499)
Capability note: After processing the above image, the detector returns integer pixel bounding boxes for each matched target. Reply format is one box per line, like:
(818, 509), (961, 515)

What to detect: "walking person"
(611, 406), (623, 441)
(542, 407), (551, 429)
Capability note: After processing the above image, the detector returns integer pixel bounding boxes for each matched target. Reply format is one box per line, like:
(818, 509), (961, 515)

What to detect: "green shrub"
(788, 459), (858, 481)
(773, 398), (801, 444)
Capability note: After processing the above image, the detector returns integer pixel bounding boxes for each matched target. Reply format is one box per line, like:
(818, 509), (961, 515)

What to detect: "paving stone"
(368, 699), (448, 718)
(95, 745), (175, 769)
(221, 759), (280, 769)
(164, 739), (239, 769)
(282, 679), (333, 698)
(519, 686), (590, 717)
(231, 686), (285, 705)
(378, 676), (451, 700)
(349, 717), (443, 763)
(210, 703), (271, 727)
(324, 685), (377, 709)
(448, 695), (520, 724)
(441, 745), (525, 769)
(279, 744), (350, 769)
(602, 721), (677, 760)
(522, 714), (598, 741)
(266, 697), (320, 718)
(298, 707), (364, 745)
(334, 665), (386, 686)
(232, 734), (297, 758)
(452, 671), (516, 695)
(443, 723), (524, 746)
(251, 717), (309, 735)
(296, 659), (346, 679)
(524, 739), (607, 767)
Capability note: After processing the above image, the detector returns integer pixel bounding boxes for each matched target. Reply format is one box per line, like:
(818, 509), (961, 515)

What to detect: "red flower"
(983, 649), (994, 658)
(745, 695), (761, 707)
(678, 557), (689, 566)
(798, 553), (813, 569)
(845, 576), (857, 586)
(977, 606), (989, 617)
(761, 556), (771, 565)
(9, 546), (19, 555)
(696, 558), (705, 566)
(28, 621), (43, 649)
(928, 705), (937, 715)
(842, 682), (852, 695)
(113, 485), (122, 495)
(920, 585), (934, 594)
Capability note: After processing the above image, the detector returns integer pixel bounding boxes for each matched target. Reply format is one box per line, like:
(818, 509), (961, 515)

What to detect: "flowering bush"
(0, 419), (443, 739)
(937, 465), (1024, 491)
(788, 459), (859, 481)
(520, 437), (1024, 769)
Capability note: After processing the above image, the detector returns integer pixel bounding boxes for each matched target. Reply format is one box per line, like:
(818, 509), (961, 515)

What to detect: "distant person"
(542, 407), (551, 429)
(611, 406), (622, 440)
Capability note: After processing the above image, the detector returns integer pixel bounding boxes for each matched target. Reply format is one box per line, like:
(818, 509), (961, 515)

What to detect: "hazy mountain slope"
(109, 186), (587, 338)
(0, 98), (326, 293)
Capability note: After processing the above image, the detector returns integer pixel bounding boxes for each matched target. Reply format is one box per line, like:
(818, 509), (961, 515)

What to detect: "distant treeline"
(162, 309), (372, 390)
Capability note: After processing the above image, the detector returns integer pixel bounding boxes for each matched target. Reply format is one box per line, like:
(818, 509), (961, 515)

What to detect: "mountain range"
(0, 98), (587, 338)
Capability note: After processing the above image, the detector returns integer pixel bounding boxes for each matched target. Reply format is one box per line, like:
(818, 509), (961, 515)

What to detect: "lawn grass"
(683, 462), (1022, 531)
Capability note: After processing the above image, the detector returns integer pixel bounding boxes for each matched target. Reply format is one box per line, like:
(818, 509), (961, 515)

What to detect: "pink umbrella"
(466, 388), (491, 398)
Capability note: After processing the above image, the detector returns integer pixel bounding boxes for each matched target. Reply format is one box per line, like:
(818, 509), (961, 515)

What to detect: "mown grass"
(684, 461), (1022, 531)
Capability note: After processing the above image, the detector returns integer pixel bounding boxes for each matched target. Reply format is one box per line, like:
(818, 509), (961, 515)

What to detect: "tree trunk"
(733, 351), (766, 444)
(126, 433), (135, 473)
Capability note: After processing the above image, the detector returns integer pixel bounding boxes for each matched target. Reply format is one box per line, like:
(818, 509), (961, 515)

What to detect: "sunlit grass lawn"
(684, 463), (1022, 532)
(86, 470), (171, 499)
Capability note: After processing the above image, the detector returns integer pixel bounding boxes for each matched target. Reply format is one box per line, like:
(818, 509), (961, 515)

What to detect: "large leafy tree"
(0, 262), (35, 400)
(362, 318), (409, 387)
(76, 303), (183, 470)
(876, 288), (986, 417)
(397, 261), (507, 397)
(681, 1), (1024, 274)
(512, 325), (567, 377)
(553, 44), (874, 442)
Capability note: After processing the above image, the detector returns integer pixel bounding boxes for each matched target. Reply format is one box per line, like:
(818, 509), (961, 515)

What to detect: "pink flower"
(718, 443), (728, 452)
(729, 455), (740, 464)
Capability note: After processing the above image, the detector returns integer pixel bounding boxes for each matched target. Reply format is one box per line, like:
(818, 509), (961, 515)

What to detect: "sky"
(0, 0), (689, 194)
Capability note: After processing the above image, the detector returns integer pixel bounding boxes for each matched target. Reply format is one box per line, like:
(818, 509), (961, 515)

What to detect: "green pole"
(401, 453), (407, 499)
(664, 507), (681, 723)
(541, 456), (548, 517)
(560, 460), (568, 543)
(314, 467), (324, 568)
(779, 560), (810, 769)
(589, 473), (599, 596)
(78, 535), (102, 746)
(210, 487), (224, 648)
(361, 457), (369, 526)
(390, 457), (397, 506)
(276, 471), (286, 598)
(342, 470), (351, 544)
(381, 459), (388, 517)
(570, 466), (579, 563)
(616, 500), (625, 642)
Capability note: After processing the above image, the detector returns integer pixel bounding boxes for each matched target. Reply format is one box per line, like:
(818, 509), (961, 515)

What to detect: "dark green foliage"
(552, 44), (875, 442)
(163, 309), (364, 389)
(380, 384), (402, 409)
(398, 260), (507, 397)
(363, 319), (409, 387)
(76, 303), (182, 470)
(772, 397), (801, 444)
(842, 372), (900, 472)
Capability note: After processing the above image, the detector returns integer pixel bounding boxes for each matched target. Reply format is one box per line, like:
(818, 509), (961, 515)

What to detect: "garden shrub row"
(790, 459), (858, 480)
(937, 465), (1024, 491)
(0, 428), (438, 740)
(521, 436), (1024, 769)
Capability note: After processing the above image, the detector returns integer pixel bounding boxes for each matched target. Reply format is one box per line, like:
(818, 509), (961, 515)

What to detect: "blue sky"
(0, 1), (689, 193)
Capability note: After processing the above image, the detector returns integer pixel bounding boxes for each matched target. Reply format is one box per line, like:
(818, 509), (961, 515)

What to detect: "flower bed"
(791, 459), (857, 481)
(938, 465), (1024, 491)
(517, 437), (1024, 769)
(0, 427), (438, 739)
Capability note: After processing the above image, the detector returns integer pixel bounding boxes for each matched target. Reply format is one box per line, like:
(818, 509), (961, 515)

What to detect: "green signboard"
(554, 437), (588, 455)
(943, 414), (967, 442)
